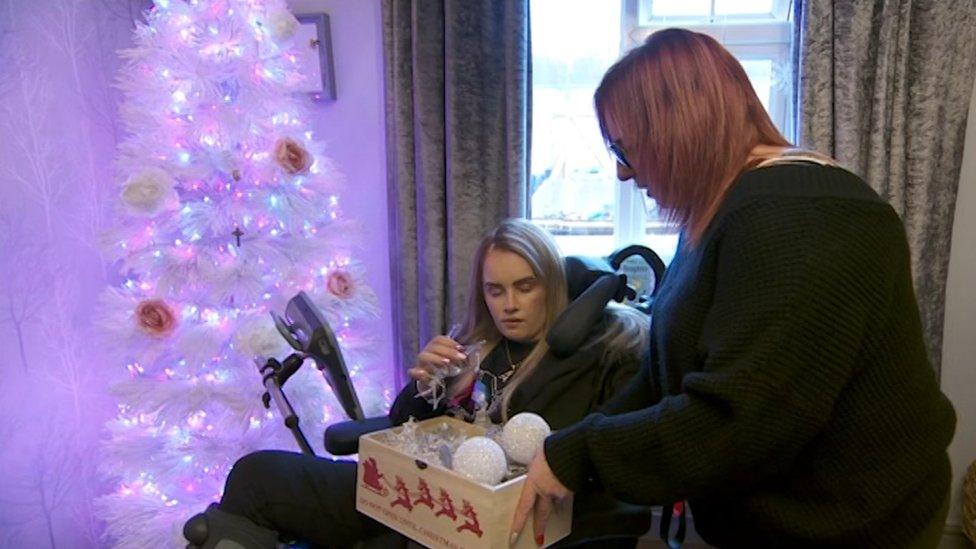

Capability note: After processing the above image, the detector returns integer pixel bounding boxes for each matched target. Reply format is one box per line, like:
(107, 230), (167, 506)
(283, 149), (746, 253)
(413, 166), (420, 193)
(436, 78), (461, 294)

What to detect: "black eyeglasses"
(607, 140), (632, 169)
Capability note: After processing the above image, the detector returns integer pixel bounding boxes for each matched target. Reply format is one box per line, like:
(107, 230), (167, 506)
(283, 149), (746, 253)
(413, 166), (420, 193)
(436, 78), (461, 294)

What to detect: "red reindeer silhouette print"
(413, 478), (434, 509)
(390, 476), (413, 511)
(360, 457), (387, 496)
(434, 488), (457, 520)
(456, 500), (483, 538)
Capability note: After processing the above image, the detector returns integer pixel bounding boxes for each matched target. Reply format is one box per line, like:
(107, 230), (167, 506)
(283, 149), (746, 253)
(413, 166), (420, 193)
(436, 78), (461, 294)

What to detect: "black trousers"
(218, 450), (639, 549)
(218, 450), (406, 548)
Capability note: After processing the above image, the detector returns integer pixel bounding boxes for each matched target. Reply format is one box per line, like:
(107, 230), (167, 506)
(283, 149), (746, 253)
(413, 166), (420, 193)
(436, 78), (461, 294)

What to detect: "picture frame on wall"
(295, 13), (337, 100)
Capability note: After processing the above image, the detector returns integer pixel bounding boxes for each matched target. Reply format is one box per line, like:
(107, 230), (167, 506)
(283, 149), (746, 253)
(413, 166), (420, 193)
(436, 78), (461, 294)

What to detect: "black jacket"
(388, 330), (640, 428)
(545, 164), (956, 547)
(388, 318), (653, 544)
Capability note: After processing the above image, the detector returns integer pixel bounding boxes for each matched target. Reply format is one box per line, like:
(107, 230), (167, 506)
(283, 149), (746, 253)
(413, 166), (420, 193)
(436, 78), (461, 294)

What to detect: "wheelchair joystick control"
(183, 510), (209, 547)
(182, 504), (282, 549)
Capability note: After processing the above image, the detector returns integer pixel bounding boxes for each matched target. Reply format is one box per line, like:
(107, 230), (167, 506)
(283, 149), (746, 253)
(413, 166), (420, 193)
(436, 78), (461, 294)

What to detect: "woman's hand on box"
(510, 449), (572, 547)
(409, 335), (467, 388)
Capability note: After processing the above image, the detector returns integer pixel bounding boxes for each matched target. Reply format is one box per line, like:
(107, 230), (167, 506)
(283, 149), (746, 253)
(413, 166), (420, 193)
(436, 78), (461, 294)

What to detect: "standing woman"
(513, 28), (956, 548)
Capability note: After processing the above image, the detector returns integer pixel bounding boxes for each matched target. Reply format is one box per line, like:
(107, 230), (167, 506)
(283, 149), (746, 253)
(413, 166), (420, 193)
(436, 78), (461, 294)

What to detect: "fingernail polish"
(535, 533), (545, 546)
(509, 532), (519, 546)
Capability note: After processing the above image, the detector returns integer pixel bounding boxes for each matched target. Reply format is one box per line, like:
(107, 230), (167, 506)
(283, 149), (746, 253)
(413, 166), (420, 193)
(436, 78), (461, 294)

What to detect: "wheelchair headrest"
(550, 246), (664, 358)
(564, 255), (616, 301)
(550, 255), (633, 358)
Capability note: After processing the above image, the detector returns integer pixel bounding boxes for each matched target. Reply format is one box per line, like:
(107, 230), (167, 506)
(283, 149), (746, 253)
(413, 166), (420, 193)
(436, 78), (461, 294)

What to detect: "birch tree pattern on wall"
(0, 1), (148, 547)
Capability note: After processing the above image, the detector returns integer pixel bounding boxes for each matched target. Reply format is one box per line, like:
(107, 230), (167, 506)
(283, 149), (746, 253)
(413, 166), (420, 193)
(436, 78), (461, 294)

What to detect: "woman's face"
(605, 118), (641, 188)
(616, 156), (638, 185)
(481, 247), (547, 343)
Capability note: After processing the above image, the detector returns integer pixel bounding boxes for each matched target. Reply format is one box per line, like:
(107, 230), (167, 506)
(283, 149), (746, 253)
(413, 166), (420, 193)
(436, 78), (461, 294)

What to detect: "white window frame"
(623, 0), (794, 138)
(529, 0), (794, 263)
(637, 0), (792, 24)
(613, 0), (794, 251)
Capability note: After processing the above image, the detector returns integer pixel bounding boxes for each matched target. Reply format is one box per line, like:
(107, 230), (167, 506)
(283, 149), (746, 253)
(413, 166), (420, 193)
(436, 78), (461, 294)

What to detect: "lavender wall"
(286, 0), (394, 378)
(0, 0), (392, 546)
(0, 1), (137, 545)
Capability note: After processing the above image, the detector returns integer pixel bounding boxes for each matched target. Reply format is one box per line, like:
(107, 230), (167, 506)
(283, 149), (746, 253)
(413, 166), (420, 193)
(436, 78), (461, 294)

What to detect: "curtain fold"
(383, 0), (530, 384)
(795, 0), (976, 376)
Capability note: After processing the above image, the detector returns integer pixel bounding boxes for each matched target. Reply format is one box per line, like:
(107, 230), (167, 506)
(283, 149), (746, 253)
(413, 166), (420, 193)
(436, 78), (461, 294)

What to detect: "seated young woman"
(206, 219), (650, 548)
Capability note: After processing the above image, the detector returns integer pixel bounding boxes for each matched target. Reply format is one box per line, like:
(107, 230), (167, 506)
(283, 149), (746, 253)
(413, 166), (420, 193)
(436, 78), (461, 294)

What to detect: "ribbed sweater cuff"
(543, 414), (597, 493)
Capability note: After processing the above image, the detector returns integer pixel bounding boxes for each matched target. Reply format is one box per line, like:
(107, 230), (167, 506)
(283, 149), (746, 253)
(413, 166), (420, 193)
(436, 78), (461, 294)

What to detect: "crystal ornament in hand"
(416, 338), (486, 407)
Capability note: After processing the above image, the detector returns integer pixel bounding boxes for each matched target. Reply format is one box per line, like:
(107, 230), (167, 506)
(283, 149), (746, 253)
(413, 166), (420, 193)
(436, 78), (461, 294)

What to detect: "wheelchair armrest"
(324, 415), (392, 455)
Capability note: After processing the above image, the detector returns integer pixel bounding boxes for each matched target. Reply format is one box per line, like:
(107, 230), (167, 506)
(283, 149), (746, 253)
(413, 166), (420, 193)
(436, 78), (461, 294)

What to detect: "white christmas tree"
(95, 0), (388, 545)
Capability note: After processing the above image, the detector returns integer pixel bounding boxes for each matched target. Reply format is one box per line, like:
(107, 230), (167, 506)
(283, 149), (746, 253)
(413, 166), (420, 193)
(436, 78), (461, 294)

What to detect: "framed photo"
(295, 13), (337, 100)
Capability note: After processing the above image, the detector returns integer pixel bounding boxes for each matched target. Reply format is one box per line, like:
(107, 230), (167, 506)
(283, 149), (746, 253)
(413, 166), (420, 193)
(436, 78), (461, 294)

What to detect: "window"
(529, 0), (794, 265)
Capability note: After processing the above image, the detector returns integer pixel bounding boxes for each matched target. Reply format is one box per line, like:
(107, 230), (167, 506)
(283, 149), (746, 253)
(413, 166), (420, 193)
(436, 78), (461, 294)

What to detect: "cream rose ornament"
(264, 9), (300, 43)
(120, 167), (180, 216)
(235, 315), (288, 358)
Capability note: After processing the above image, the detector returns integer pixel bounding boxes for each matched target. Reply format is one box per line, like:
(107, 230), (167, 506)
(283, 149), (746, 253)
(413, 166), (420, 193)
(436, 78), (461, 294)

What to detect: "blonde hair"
(458, 219), (647, 420)
(457, 219), (567, 420)
(586, 303), (649, 366)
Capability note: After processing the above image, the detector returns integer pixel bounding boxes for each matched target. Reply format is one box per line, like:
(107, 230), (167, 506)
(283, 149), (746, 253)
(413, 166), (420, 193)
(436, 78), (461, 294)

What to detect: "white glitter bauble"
(501, 412), (551, 465)
(452, 436), (508, 486)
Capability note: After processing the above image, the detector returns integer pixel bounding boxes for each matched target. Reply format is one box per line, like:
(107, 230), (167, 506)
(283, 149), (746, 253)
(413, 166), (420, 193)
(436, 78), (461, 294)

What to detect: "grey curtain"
(795, 1), (976, 376)
(382, 0), (530, 384)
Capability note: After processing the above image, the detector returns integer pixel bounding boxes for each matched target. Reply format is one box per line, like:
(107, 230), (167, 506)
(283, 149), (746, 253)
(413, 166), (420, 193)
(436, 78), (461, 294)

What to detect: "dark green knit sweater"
(544, 163), (956, 547)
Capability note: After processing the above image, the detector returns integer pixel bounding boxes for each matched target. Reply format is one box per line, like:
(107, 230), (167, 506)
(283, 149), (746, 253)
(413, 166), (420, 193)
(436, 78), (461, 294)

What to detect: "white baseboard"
(939, 524), (973, 548)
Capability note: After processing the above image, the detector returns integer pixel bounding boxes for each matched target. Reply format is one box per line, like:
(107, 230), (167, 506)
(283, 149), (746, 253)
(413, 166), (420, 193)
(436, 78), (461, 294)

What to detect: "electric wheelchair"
(184, 245), (669, 549)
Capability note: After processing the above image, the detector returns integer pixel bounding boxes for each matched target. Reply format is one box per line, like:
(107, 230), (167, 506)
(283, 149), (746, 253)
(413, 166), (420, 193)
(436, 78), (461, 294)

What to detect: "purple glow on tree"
(95, 0), (387, 545)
